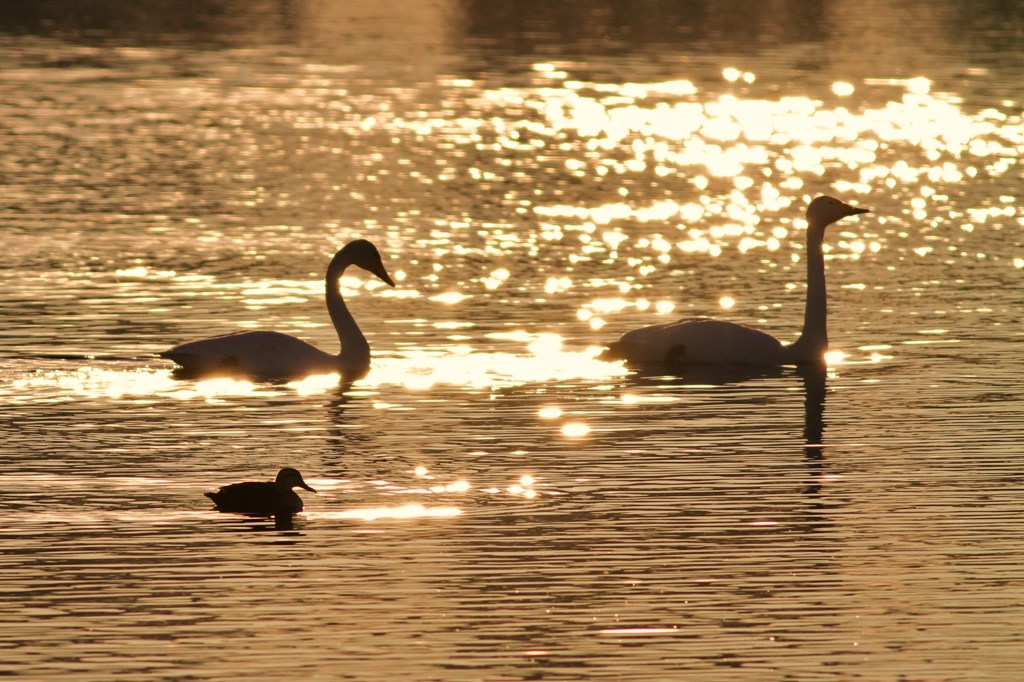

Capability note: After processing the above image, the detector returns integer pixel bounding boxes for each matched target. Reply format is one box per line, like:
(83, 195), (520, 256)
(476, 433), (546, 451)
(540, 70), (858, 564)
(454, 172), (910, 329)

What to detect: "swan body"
(603, 196), (869, 367)
(612, 317), (787, 365)
(205, 467), (317, 515)
(162, 239), (395, 380)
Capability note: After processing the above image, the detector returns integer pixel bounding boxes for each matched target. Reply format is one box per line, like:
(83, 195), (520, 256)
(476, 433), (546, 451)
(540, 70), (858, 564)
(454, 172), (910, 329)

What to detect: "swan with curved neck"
(602, 196), (870, 366)
(161, 239), (395, 379)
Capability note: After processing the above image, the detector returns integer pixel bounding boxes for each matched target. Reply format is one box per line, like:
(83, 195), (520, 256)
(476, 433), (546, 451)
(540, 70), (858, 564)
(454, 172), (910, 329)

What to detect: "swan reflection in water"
(798, 362), (828, 498)
(631, 359), (830, 499)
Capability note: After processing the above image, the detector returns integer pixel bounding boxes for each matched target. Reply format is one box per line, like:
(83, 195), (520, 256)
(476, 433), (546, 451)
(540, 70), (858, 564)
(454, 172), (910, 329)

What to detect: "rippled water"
(3, 1), (1024, 679)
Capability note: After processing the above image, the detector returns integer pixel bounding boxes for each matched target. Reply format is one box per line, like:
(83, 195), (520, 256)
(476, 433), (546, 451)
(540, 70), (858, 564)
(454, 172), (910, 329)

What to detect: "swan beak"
(374, 264), (396, 287)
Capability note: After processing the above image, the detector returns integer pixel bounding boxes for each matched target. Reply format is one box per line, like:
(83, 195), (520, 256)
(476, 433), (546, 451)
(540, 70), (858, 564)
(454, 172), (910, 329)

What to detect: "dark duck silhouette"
(205, 467), (317, 515)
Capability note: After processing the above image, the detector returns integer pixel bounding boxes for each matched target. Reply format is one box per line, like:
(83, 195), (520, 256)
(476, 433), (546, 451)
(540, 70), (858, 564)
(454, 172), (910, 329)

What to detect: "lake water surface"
(2, 1), (1023, 679)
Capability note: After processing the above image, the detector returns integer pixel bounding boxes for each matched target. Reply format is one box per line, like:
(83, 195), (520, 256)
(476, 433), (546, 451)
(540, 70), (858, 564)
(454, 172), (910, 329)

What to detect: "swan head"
(806, 195), (870, 228)
(342, 239), (396, 287)
(275, 467), (317, 492)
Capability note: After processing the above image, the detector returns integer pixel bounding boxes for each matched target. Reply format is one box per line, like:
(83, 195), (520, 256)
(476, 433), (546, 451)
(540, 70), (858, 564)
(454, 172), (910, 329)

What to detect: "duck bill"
(299, 482), (317, 493)
(849, 206), (870, 215)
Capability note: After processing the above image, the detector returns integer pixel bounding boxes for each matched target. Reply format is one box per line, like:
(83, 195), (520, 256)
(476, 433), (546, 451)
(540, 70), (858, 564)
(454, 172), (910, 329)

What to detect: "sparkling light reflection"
(600, 627), (681, 635)
(368, 333), (626, 390)
(8, 368), (275, 402)
(313, 504), (462, 521)
(507, 474), (539, 499)
(824, 350), (848, 366)
(464, 69), (1024, 281)
(561, 422), (591, 437)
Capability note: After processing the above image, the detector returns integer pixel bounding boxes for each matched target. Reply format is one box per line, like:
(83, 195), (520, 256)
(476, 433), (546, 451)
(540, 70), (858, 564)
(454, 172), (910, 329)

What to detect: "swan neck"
(326, 252), (369, 369)
(791, 221), (828, 362)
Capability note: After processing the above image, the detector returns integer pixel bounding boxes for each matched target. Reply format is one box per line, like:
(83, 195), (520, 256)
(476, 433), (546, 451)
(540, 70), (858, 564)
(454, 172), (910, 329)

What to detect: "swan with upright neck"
(601, 196), (870, 366)
(161, 239), (395, 380)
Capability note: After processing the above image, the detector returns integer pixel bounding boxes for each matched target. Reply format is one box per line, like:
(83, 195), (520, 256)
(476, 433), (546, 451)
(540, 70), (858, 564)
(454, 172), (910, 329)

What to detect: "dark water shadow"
(8, 0), (1016, 61)
(798, 362), (828, 498)
(208, 510), (306, 537)
(628, 360), (830, 504)
(322, 386), (356, 476)
(321, 386), (399, 481)
(626, 361), (790, 387)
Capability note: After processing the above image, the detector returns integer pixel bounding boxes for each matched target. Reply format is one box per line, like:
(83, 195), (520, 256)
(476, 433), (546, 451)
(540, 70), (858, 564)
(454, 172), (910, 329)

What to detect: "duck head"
(275, 467), (317, 493)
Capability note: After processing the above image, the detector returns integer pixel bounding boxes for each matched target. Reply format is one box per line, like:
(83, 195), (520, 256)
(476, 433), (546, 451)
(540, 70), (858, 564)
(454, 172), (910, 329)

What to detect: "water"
(2, 1), (1024, 679)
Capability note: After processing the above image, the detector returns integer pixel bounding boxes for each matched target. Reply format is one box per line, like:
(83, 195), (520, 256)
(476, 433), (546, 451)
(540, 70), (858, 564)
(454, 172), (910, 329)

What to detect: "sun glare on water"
(366, 332), (626, 391)
(313, 504), (463, 521)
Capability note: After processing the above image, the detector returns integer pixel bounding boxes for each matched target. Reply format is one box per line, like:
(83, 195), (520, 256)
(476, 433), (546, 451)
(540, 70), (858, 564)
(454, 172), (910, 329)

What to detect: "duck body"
(162, 239), (394, 380)
(603, 196), (869, 368)
(205, 467), (316, 516)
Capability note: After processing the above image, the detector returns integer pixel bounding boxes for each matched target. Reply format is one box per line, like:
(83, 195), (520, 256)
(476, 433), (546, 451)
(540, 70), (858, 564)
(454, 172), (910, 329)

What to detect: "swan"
(205, 467), (317, 515)
(161, 239), (395, 379)
(601, 196), (870, 366)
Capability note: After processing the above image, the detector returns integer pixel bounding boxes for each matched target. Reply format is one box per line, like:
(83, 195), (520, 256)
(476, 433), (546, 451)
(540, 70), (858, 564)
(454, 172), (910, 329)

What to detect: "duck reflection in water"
(205, 467), (317, 517)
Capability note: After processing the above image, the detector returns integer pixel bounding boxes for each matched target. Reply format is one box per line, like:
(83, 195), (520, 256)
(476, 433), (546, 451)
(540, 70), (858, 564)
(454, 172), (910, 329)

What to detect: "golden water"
(2, 1), (1023, 679)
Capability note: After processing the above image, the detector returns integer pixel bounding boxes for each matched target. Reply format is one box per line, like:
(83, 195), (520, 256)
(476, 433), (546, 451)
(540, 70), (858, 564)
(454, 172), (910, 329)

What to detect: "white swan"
(601, 196), (870, 366)
(161, 239), (395, 379)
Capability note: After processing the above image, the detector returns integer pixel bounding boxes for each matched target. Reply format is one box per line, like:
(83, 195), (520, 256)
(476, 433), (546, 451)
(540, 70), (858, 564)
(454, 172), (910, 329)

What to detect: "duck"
(601, 196), (870, 366)
(161, 239), (395, 380)
(205, 467), (317, 515)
